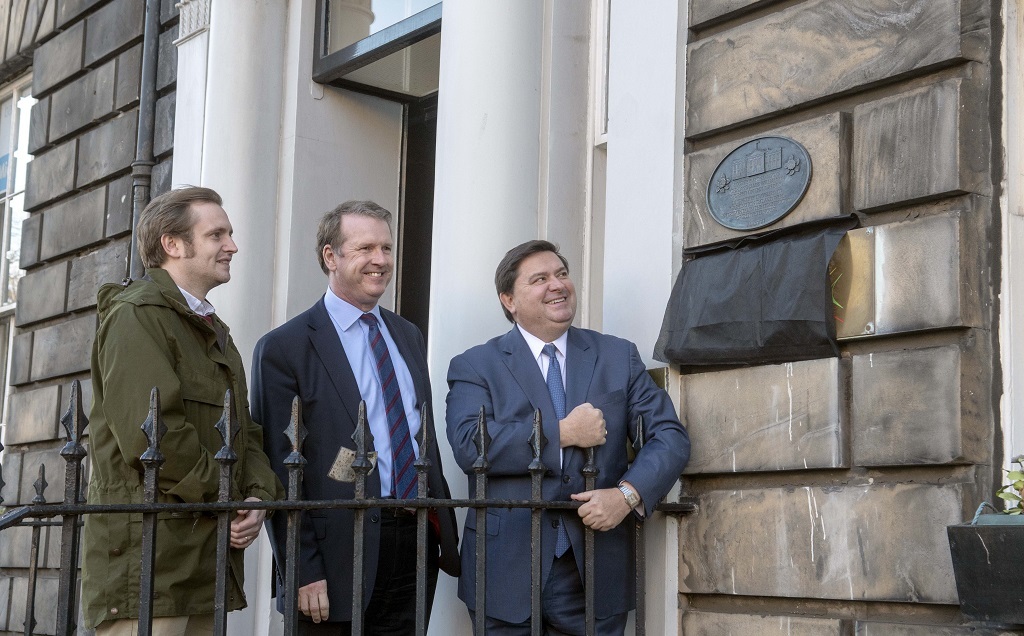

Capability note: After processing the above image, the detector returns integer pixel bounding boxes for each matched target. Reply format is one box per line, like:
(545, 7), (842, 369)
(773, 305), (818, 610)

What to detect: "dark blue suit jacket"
(446, 326), (689, 623)
(251, 297), (459, 623)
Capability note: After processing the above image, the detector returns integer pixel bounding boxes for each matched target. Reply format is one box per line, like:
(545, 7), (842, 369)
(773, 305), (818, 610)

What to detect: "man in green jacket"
(81, 186), (284, 635)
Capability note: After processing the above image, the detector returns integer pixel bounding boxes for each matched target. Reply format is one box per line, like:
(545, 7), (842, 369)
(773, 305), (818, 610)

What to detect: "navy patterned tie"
(543, 343), (571, 557)
(361, 313), (416, 499)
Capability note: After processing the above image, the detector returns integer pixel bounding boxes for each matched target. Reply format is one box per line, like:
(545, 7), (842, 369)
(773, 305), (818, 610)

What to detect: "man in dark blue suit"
(251, 201), (459, 635)
(446, 240), (690, 635)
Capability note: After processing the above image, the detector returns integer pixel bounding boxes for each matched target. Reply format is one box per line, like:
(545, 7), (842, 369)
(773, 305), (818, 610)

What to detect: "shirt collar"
(324, 286), (381, 330)
(516, 324), (568, 361)
(177, 286), (216, 316)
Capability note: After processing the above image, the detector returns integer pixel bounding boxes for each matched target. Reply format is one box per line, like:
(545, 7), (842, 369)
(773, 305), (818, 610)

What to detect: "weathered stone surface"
(0, 525), (32, 568)
(32, 19), (83, 96)
(0, 577), (8, 630)
(24, 139), (76, 211)
(686, 0), (974, 137)
(27, 95), (49, 154)
(15, 260), (68, 325)
(154, 91), (175, 157)
(156, 24), (177, 91)
(18, 448), (63, 504)
(48, 59), (115, 142)
(679, 483), (961, 602)
(855, 622), (1017, 635)
(853, 80), (965, 211)
(684, 112), (847, 248)
(83, 0), (144, 66)
(10, 575), (57, 635)
(114, 43), (141, 110)
(30, 314), (95, 380)
(852, 346), (967, 466)
(0, 451), (22, 504)
(4, 385), (60, 445)
(39, 186), (105, 260)
(10, 331), (31, 385)
(68, 239), (127, 311)
(18, 211), (41, 268)
(689, 1), (775, 28)
(683, 611), (842, 635)
(161, 0), (179, 24)
(153, 156), (172, 196)
(682, 357), (845, 473)
(56, 0), (105, 29)
(105, 173), (132, 236)
(76, 111), (136, 187)
(12, 0), (55, 61)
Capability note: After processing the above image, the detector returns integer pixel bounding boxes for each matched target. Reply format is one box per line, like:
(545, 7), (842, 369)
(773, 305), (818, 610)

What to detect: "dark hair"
(494, 240), (569, 323)
(137, 186), (223, 268)
(315, 200), (393, 274)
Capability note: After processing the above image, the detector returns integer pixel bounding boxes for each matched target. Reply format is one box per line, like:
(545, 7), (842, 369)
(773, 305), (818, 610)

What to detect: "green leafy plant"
(996, 454), (1024, 514)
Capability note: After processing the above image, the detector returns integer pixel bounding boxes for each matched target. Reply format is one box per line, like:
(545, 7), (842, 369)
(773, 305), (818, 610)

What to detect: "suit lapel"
(563, 327), (596, 472)
(380, 311), (427, 408)
(307, 298), (360, 430)
(500, 328), (563, 472)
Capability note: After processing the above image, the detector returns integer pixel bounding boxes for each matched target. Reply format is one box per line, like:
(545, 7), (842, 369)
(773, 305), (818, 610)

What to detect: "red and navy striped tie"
(361, 313), (417, 500)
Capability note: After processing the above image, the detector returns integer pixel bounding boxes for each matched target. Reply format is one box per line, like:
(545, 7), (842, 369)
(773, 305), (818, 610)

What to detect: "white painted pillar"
(428, 1), (547, 633)
(170, 0), (210, 186)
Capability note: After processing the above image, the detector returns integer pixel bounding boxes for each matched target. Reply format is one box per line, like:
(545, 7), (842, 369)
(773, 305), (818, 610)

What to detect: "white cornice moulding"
(175, 0), (212, 46)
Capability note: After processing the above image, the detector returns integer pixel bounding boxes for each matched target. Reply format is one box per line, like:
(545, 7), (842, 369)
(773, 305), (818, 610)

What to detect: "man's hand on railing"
(558, 403), (608, 448)
(230, 496), (266, 549)
(298, 579), (330, 623)
(571, 487), (631, 531)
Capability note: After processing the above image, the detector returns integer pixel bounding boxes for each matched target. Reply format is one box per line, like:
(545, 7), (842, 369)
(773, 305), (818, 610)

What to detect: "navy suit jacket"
(251, 297), (459, 623)
(446, 326), (689, 623)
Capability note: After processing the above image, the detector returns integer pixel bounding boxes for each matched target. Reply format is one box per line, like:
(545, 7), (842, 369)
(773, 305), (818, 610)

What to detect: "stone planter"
(947, 505), (1024, 626)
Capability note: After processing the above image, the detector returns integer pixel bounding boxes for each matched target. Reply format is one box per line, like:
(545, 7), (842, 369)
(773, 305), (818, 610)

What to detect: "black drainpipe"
(125, 0), (162, 283)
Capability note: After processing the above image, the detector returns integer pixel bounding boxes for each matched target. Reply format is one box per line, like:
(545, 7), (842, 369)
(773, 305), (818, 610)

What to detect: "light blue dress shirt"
(324, 288), (421, 497)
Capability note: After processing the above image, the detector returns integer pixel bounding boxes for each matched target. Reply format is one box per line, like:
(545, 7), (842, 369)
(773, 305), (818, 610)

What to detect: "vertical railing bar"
(472, 406), (490, 636)
(581, 447), (599, 636)
(527, 409), (547, 636)
(55, 380), (89, 636)
(137, 388), (166, 636)
(213, 389), (240, 636)
(633, 415), (646, 636)
(350, 401), (374, 636)
(413, 402), (433, 636)
(24, 464), (47, 636)
(283, 396), (308, 636)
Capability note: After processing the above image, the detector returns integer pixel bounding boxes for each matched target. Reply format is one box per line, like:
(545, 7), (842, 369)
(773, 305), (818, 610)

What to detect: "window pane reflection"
(328, 0), (439, 55)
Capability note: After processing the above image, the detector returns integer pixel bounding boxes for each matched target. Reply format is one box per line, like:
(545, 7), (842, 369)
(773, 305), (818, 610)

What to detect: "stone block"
(5, 385), (61, 445)
(0, 451), (22, 505)
(13, 0), (55, 61)
(48, 59), (116, 142)
(855, 622), (1017, 635)
(10, 331), (31, 385)
(0, 576), (8, 630)
(114, 43), (141, 110)
(30, 314), (95, 381)
(161, 0), (179, 25)
(683, 611), (842, 635)
(56, 0), (105, 29)
(24, 139), (76, 211)
(684, 112), (848, 248)
(685, 0), (975, 137)
(10, 575), (57, 635)
(18, 211), (41, 268)
(18, 448), (64, 504)
(39, 186), (105, 260)
(852, 346), (969, 466)
(154, 91), (175, 157)
(34, 0), (57, 45)
(76, 112), (137, 187)
(682, 357), (845, 473)
(153, 156), (172, 196)
(27, 95), (49, 154)
(105, 173), (132, 236)
(853, 80), (966, 212)
(156, 24), (177, 91)
(679, 483), (962, 602)
(32, 19), (83, 96)
(15, 261), (68, 326)
(83, 0), (144, 66)
(68, 239), (128, 311)
(0, 525), (33, 568)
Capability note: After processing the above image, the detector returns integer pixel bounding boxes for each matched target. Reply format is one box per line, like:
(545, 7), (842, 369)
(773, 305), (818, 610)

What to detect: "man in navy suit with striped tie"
(445, 240), (690, 635)
(252, 201), (459, 635)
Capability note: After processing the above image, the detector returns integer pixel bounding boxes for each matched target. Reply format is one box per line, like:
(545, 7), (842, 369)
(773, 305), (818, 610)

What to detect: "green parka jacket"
(81, 268), (284, 629)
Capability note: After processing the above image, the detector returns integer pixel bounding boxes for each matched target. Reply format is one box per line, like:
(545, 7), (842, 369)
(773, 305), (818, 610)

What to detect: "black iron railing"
(0, 381), (697, 636)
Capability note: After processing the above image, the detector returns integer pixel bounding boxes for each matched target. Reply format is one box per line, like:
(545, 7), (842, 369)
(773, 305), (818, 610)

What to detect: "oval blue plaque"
(705, 136), (812, 231)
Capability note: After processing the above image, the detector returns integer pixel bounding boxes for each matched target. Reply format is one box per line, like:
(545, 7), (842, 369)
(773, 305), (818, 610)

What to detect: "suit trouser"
(469, 546), (628, 636)
(298, 510), (439, 636)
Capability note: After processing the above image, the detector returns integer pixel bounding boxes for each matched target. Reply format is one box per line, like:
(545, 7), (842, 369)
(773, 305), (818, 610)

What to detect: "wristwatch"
(618, 483), (641, 509)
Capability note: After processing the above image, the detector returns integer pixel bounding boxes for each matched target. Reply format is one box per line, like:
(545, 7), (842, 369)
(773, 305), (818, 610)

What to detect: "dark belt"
(380, 506), (416, 519)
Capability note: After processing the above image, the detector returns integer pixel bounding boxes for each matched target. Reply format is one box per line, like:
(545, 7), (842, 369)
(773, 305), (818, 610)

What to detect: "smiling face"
(160, 201), (237, 299)
(500, 250), (577, 342)
(324, 214), (394, 311)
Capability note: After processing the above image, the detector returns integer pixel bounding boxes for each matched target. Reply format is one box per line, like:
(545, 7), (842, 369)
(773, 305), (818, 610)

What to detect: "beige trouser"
(95, 613), (214, 636)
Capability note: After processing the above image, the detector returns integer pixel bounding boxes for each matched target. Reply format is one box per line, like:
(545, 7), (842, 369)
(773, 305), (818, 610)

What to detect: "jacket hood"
(96, 268), (188, 322)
